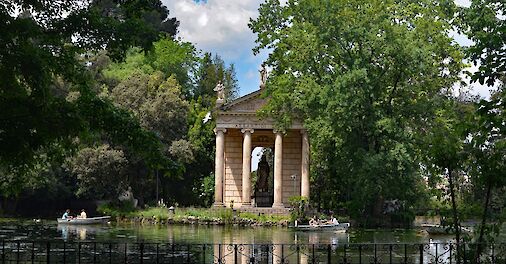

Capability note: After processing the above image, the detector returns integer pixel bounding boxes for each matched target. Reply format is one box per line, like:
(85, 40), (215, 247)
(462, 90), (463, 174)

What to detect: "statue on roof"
(214, 81), (225, 104)
(260, 64), (268, 89)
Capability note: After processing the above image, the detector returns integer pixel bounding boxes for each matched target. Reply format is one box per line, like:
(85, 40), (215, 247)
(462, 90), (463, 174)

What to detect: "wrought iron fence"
(1, 240), (505, 264)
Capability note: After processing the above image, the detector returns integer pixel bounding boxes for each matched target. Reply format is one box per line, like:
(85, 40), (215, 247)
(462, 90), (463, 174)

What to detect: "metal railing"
(1, 240), (505, 263)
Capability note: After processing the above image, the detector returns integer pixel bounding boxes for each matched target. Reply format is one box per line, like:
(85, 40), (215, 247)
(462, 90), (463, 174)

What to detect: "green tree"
(462, 0), (505, 259)
(103, 67), (191, 205)
(195, 53), (239, 106)
(423, 99), (473, 258)
(109, 73), (189, 146)
(467, 87), (505, 259)
(0, 0), (178, 187)
(104, 38), (199, 97)
(250, 0), (464, 224)
(461, 0), (505, 86)
(69, 144), (128, 199)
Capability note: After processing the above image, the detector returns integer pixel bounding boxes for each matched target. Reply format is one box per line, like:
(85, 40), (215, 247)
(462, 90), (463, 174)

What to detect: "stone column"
(241, 128), (254, 207)
(272, 130), (284, 208)
(214, 128), (227, 207)
(300, 130), (310, 199)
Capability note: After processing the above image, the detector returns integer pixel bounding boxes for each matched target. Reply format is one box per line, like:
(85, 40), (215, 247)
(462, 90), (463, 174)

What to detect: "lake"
(0, 218), (453, 244)
(2, 219), (505, 263)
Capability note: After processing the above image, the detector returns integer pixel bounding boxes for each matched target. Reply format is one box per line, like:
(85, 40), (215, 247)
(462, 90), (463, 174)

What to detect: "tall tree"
(462, 0), (505, 259)
(250, 0), (464, 224)
(423, 99), (473, 258)
(462, 0), (505, 86)
(0, 0), (179, 204)
(195, 53), (239, 106)
(0, 0), (178, 166)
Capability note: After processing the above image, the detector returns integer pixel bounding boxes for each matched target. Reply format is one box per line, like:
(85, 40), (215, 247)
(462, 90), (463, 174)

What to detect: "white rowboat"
(293, 223), (350, 232)
(57, 216), (111, 225)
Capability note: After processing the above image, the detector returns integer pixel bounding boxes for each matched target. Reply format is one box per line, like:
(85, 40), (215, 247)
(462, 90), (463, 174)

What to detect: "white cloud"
(245, 69), (256, 80)
(464, 64), (499, 99)
(164, 0), (263, 60)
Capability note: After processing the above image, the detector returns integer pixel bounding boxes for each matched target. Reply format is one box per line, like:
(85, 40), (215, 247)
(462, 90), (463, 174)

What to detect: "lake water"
(2, 219), (505, 263)
(0, 219), (454, 244)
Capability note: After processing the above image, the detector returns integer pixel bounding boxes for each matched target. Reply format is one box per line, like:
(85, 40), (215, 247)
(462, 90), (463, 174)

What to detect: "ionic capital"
(241, 128), (254, 134)
(214, 128), (227, 134)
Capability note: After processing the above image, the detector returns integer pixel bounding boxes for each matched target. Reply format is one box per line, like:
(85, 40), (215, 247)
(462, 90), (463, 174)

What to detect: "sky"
(163, 0), (497, 99)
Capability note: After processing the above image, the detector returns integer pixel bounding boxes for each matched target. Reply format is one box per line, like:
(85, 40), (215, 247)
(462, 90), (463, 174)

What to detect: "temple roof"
(219, 90), (265, 113)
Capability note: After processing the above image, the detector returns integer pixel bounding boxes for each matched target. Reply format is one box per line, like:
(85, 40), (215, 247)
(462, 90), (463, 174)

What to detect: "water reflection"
(158, 225), (350, 245)
(57, 225), (105, 241)
(0, 219), (460, 245)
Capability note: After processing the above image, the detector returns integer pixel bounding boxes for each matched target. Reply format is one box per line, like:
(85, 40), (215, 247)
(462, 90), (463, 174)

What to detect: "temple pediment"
(216, 90), (304, 130)
(220, 90), (266, 113)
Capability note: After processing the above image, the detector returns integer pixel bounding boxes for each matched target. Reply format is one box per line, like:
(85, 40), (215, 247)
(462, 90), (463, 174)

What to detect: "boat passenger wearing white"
(62, 209), (72, 220)
(309, 216), (318, 227)
(332, 217), (339, 225)
(79, 209), (87, 219)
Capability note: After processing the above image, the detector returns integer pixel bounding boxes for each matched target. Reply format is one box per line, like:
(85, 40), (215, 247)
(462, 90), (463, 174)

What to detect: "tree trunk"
(475, 181), (492, 262)
(0, 196), (3, 216)
(447, 169), (461, 263)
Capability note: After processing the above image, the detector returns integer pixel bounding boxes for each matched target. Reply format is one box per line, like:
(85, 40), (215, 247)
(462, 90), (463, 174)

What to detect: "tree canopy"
(250, 0), (465, 222)
(0, 0), (178, 168)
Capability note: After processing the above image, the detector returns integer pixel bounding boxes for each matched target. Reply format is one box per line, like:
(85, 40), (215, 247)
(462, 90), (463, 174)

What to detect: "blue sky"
(163, 0), (495, 98)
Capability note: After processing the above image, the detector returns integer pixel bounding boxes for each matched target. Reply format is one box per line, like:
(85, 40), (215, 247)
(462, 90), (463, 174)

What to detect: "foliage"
(69, 144), (128, 199)
(461, 0), (505, 86)
(0, 0), (178, 200)
(109, 73), (189, 146)
(86, 39), (239, 206)
(0, 0), (177, 165)
(149, 39), (198, 96)
(460, 0), (505, 258)
(97, 204), (290, 224)
(97, 200), (136, 217)
(422, 98), (473, 245)
(250, 0), (464, 224)
(0, 0), (234, 214)
(194, 53), (239, 106)
(288, 196), (309, 223)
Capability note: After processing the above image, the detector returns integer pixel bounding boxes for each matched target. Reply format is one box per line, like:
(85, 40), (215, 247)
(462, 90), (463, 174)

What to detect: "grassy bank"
(97, 204), (291, 226)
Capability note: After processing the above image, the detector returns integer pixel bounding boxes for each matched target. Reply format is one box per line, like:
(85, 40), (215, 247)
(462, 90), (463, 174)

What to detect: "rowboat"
(57, 216), (111, 225)
(293, 223), (350, 232)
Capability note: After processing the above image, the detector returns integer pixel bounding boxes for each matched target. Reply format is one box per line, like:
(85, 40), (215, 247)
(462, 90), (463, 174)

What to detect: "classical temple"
(212, 70), (310, 210)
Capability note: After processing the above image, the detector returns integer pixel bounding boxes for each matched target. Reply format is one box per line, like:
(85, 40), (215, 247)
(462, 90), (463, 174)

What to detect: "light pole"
(156, 170), (159, 204)
(290, 174), (297, 196)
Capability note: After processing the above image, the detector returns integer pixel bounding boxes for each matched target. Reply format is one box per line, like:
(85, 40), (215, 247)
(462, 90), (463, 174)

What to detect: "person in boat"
(324, 215), (339, 225)
(79, 209), (87, 219)
(309, 215), (319, 227)
(62, 209), (72, 220)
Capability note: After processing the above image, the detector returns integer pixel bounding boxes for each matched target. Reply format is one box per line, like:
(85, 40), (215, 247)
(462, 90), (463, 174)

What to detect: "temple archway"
(251, 147), (274, 207)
